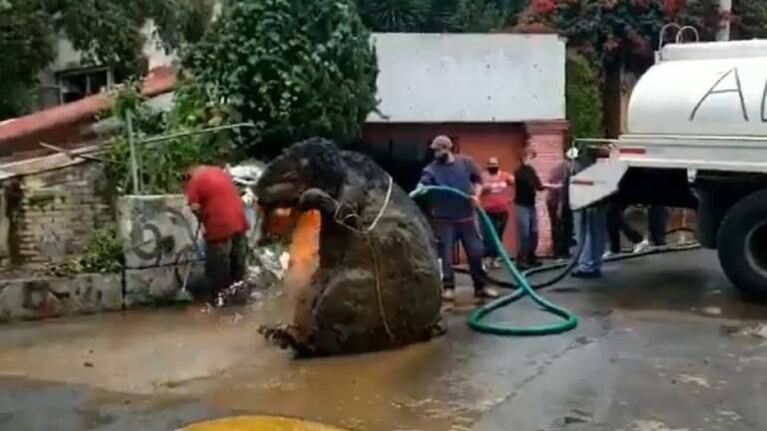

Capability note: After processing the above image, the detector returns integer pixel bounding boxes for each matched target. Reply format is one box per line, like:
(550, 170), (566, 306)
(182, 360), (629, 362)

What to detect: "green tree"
(178, 0), (379, 158)
(526, 0), (767, 68)
(106, 83), (226, 195)
(524, 0), (676, 73)
(732, 0), (767, 39)
(356, 0), (431, 32)
(0, 0), (54, 119)
(0, 0), (215, 120)
(440, 0), (507, 32)
(566, 50), (603, 140)
(356, 0), (511, 33)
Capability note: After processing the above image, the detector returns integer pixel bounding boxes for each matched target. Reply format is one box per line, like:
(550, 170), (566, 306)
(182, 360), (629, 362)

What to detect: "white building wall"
(368, 33), (566, 123)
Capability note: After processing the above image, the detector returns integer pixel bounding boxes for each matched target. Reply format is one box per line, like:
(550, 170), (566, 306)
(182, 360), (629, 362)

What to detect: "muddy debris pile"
(212, 243), (289, 308)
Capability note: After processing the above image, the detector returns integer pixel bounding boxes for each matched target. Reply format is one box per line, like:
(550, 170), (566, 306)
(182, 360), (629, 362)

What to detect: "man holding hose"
(417, 135), (499, 301)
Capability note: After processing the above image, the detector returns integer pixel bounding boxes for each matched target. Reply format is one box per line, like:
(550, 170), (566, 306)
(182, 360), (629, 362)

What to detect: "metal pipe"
(136, 123), (255, 145)
(125, 111), (141, 195)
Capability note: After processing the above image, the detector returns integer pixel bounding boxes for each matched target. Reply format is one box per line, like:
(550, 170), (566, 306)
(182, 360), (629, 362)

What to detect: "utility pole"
(717, 0), (732, 41)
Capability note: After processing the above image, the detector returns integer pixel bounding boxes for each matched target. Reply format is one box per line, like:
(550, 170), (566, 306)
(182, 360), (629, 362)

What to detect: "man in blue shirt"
(418, 135), (499, 301)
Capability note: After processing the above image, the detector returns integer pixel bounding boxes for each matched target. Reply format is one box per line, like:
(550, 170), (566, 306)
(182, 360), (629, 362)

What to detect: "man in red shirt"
(480, 157), (515, 269)
(185, 165), (249, 302)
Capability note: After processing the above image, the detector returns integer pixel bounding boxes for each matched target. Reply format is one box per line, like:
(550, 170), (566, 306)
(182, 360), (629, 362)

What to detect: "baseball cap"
(430, 135), (453, 151)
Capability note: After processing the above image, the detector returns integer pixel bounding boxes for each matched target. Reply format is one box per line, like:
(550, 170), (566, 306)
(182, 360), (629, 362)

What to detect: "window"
(56, 67), (114, 104)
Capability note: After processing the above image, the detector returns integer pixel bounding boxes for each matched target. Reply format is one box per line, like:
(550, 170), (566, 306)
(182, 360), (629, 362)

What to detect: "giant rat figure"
(256, 138), (444, 356)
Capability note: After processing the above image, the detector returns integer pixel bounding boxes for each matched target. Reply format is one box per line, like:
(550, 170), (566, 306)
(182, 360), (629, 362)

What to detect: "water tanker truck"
(570, 37), (767, 299)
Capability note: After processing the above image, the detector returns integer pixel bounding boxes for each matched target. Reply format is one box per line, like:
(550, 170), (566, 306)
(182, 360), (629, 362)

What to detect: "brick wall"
(0, 159), (114, 272)
(525, 120), (569, 256)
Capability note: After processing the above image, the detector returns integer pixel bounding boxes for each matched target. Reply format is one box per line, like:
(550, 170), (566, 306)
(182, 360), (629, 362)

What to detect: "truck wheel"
(717, 189), (767, 299)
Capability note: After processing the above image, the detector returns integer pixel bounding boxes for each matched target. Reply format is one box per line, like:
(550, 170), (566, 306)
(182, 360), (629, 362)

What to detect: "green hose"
(410, 185), (578, 336)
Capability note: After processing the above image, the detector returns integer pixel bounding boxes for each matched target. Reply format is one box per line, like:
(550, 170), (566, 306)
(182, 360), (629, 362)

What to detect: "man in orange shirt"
(185, 165), (249, 302)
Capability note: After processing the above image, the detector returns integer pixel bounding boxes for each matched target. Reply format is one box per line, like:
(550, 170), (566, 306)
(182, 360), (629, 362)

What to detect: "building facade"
(362, 33), (569, 256)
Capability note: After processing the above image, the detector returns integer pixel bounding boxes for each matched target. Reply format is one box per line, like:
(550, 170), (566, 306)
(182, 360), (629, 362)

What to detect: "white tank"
(628, 40), (767, 137)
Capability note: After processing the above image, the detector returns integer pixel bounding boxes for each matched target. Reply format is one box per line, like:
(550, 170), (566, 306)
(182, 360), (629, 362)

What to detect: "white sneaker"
(633, 239), (651, 254)
(442, 289), (456, 302)
(475, 287), (500, 300)
(603, 251), (616, 259)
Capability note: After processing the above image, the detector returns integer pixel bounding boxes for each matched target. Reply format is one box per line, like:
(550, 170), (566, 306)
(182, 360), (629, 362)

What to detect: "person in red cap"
(185, 165), (249, 302)
(480, 157), (515, 269)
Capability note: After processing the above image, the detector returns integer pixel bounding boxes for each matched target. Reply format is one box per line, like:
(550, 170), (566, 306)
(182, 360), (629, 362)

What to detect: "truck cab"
(570, 38), (767, 299)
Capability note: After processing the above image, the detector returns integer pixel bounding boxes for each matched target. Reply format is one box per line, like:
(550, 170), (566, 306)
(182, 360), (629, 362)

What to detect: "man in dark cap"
(418, 135), (499, 301)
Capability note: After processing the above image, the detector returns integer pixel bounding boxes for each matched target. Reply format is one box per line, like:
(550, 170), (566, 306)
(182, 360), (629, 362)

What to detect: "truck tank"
(570, 39), (767, 299)
(620, 40), (767, 174)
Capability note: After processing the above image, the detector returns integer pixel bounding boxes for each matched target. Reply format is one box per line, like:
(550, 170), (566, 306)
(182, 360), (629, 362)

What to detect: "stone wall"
(0, 157), (114, 272)
(526, 120), (569, 256)
(0, 194), (205, 322)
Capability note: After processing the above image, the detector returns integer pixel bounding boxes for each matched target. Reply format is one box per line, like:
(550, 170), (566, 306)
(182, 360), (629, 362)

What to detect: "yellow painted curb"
(180, 416), (350, 431)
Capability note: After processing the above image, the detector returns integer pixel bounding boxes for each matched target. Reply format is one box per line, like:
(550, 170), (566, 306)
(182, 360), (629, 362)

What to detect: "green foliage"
(447, 0), (507, 32)
(356, 0), (431, 31)
(732, 0), (767, 39)
(566, 50), (603, 140)
(527, 0), (767, 69)
(678, 0), (767, 40)
(356, 0), (512, 32)
(105, 85), (225, 195)
(525, 0), (670, 72)
(0, 0), (215, 120)
(178, 0), (379, 158)
(54, 229), (124, 276)
(676, 0), (721, 41)
(0, 0), (55, 119)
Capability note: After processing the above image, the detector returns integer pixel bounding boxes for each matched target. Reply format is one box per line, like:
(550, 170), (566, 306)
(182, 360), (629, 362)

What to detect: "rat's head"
(256, 138), (346, 208)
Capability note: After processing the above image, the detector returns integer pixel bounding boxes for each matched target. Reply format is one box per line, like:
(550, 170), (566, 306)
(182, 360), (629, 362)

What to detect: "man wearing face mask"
(480, 157), (515, 269)
(417, 136), (499, 302)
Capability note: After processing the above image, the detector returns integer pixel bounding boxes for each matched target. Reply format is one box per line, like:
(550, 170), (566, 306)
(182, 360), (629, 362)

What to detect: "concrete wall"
(0, 274), (122, 322)
(118, 195), (203, 306)
(368, 33), (566, 124)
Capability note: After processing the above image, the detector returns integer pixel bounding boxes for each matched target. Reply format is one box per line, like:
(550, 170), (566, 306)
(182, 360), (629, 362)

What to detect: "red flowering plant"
(524, 0), (760, 67)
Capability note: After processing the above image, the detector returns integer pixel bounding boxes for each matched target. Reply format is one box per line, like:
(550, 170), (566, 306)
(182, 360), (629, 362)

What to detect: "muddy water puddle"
(0, 292), (514, 431)
(2, 250), (758, 430)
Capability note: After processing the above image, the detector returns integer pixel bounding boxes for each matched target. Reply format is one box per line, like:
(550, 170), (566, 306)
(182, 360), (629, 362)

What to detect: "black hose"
(457, 226), (700, 290)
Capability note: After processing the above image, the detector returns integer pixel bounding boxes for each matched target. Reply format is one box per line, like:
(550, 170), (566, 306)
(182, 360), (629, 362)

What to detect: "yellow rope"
(364, 232), (396, 341)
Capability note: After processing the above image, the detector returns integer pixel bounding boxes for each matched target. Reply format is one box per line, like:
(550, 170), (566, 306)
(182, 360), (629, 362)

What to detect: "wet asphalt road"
(1, 248), (766, 431)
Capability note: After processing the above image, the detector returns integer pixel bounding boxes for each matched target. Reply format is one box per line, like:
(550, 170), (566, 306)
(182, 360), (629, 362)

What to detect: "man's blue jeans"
(516, 205), (538, 262)
(574, 206), (608, 273)
(433, 220), (486, 291)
